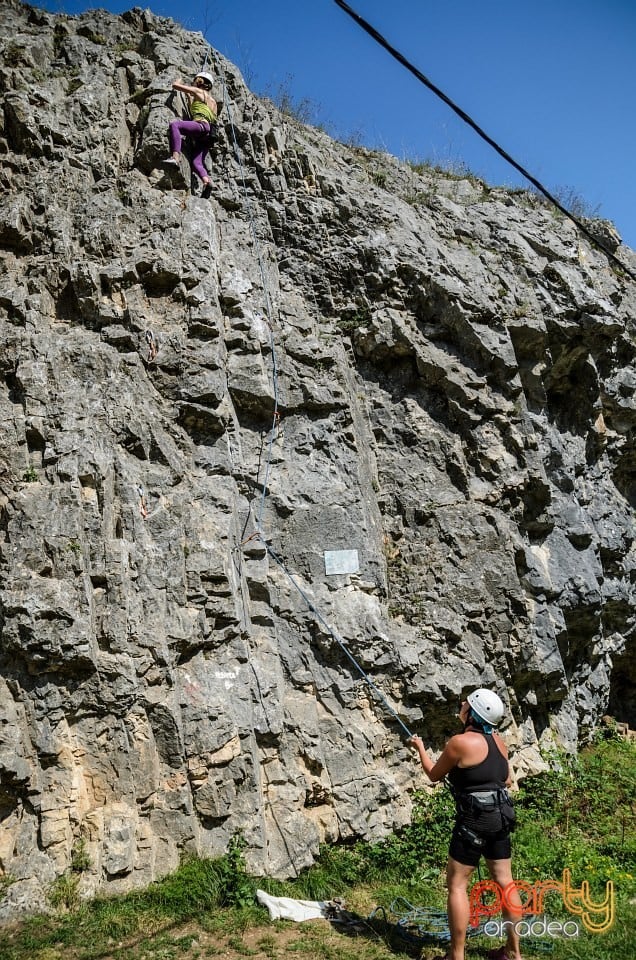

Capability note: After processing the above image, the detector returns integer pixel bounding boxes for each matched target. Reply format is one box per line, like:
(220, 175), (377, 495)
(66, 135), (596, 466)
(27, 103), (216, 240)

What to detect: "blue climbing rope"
(204, 45), (412, 740)
(265, 543), (413, 739)
(208, 48), (280, 533)
(369, 898), (456, 946)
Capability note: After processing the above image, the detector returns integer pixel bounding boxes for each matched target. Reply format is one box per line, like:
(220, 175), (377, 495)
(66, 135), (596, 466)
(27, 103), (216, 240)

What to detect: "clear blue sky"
(40, 0), (636, 249)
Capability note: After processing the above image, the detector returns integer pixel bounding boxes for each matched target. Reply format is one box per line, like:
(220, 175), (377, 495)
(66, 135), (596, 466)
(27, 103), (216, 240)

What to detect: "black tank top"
(447, 731), (508, 795)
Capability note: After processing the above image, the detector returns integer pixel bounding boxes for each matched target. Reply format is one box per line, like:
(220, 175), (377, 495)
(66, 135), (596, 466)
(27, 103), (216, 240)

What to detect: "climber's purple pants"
(168, 119), (212, 182)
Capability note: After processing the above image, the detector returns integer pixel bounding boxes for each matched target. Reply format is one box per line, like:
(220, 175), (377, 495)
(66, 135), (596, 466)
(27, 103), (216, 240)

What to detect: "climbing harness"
(455, 786), (515, 819)
(333, 0), (636, 285)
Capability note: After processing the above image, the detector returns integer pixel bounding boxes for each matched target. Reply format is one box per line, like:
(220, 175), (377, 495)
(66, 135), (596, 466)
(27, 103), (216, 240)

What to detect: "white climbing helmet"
(467, 688), (505, 726)
(195, 72), (214, 87)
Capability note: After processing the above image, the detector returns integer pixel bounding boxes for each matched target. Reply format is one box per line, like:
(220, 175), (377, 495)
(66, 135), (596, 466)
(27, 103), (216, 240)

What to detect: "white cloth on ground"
(256, 889), (330, 922)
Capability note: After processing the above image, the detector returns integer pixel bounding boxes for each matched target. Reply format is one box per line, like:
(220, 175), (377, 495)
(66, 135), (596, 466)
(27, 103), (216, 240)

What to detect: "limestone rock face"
(1, 1), (635, 914)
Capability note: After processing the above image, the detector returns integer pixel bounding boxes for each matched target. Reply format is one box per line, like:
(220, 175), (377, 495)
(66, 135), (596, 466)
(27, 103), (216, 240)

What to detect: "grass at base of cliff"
(0, 736), (633, 960)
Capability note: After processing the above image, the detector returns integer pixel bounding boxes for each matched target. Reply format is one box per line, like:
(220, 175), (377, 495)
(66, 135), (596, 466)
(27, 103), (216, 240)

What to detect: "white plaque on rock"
(324, 549), (359, 576)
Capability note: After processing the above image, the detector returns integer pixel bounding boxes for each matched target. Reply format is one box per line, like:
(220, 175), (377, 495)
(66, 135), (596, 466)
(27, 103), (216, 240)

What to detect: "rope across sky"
(333, 0), (636, 285)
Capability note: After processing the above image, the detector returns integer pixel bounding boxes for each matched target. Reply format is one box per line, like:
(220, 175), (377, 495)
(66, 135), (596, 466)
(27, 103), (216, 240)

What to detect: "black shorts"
(449, 822), (511, 867)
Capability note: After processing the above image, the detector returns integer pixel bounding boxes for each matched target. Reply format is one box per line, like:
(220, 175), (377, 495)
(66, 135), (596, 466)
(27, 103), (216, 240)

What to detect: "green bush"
(359, 787), (455, 880)
(48, 873), (81, 912)
(214, 833), (256, 907)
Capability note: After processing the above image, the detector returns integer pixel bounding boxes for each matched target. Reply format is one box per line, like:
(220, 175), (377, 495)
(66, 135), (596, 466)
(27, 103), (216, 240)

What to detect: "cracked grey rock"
(0, 0), (634, 916)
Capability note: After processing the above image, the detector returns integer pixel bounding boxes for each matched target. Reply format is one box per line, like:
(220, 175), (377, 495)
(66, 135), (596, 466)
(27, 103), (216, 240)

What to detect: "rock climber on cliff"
(163, 72), (217, 199)
(137, 484), (148, 520)
(409, 690), (522, 960)
(145, 329), (158, 362)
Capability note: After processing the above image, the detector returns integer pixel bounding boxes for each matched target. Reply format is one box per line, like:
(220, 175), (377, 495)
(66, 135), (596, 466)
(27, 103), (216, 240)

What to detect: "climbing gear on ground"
(324, 898), (369, 929)
(369, 897), (484, 947)
(324, 897), (347, 919)
(467, 688), (504, 726)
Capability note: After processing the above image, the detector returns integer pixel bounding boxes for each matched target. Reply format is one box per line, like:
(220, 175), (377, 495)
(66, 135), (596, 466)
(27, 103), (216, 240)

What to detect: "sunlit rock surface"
(0, 0), (634, 915)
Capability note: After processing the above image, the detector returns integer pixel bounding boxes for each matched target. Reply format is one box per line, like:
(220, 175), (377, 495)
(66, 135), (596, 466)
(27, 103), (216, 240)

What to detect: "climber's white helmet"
(195, 72), (214, 87)
(467, 688), (505, 726)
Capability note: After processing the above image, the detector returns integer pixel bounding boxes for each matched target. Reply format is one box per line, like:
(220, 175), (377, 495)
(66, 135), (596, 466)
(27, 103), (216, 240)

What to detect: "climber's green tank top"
(191, 100), (216, 124)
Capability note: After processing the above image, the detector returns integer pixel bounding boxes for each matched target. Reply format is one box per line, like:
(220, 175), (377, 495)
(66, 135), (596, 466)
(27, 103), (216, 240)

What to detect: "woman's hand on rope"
(409, 734), (462, 783)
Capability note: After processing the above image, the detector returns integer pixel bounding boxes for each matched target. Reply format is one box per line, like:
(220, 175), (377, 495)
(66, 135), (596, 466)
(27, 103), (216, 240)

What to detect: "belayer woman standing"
(164, 72), (217, 198)
(410, 689), (522, 960)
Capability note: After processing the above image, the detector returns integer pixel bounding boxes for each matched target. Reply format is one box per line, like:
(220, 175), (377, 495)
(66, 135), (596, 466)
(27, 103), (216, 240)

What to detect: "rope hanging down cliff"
(333, 0), (636, 285)
(208, 46), (413, 742)
(210, 50), (279, 532)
